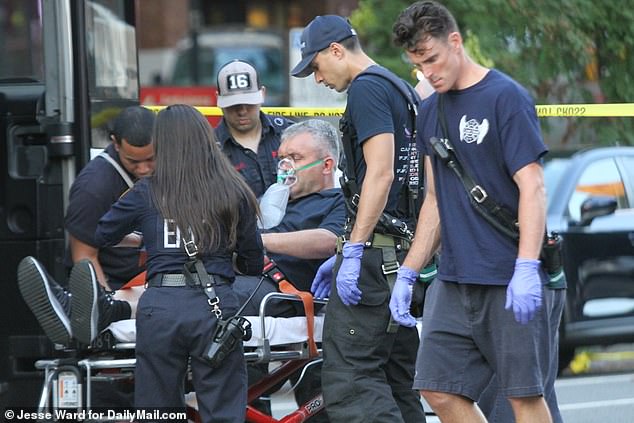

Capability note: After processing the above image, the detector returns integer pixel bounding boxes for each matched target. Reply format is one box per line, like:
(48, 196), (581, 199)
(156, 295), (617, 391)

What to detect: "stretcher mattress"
(106, 315), (324, 347)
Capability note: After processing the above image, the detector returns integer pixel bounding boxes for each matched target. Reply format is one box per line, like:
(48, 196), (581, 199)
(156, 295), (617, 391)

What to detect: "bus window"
(85, 0), (139, 101)
(0, 0), (43, 81)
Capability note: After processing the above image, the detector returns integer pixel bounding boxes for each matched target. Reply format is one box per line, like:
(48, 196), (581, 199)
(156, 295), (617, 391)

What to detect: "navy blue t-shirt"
(417, 69), (548, 285)
(264, 188), (345, 291)
(216, 112), (294, 198)
(345, 65), (418, 219)
(64, 144), (144, 289)
(94, 178), (263, 281)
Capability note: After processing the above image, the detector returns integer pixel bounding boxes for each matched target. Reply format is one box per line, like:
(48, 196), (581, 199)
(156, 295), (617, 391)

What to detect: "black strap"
(182, 233), (222, 318)
(339, 67), (421, 220)
(370, 233), (401, 333)
(434, 94), (520, 240)
(433, 96), (566, 282)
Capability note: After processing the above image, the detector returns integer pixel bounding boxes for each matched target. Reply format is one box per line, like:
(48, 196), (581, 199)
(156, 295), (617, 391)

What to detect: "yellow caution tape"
(261, 107), (346, 117)
(146, 105), (344, 117)
(536, 103), (634, 117)
(147, 104), (634, 118)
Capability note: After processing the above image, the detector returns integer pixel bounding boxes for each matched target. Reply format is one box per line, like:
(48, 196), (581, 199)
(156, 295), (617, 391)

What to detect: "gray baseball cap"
(216, 60), (264, 108)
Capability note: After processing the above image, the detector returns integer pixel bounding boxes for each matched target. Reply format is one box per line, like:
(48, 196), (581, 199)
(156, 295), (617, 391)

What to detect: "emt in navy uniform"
(215, 60), (294, 198)
(391, 2), (563, 423)
(95, 104), (263, 422)
(65, 105), (156, 291)
(292, 16), (427, 423)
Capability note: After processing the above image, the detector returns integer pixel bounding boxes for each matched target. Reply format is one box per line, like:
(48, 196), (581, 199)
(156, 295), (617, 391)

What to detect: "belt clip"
(336, 236), (346, 254)
(470, 185), (488, 203)
(382, 262), (399, 275)
(184, 239), (199, 258)
(207, 294), (222, 318)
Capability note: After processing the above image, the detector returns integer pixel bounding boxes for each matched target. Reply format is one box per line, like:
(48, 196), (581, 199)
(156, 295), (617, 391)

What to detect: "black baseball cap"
(291, 15), (357, 78)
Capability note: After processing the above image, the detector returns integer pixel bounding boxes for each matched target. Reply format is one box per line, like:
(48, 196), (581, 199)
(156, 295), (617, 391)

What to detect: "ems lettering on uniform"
(163, 219), (183, 249)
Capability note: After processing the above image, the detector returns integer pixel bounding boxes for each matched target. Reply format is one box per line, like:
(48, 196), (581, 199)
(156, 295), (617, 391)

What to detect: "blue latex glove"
(336, 242), (364, 306)
(389, 265), (419, 327)
(311, 255), (336, 299)
(505, 258), (543, 324)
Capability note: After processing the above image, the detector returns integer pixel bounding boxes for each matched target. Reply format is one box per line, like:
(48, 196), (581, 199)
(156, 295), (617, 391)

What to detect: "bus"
(0, 0), (140, 407)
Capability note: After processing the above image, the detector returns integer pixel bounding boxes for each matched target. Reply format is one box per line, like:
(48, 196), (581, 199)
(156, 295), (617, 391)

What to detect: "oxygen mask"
(276, 157), (325, 186)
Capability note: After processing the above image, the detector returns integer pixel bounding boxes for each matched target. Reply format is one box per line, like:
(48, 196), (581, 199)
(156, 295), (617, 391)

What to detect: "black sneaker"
(68, 259), (99, 345)
(17, 256), (72, 346)
(69, 260), (132, 345)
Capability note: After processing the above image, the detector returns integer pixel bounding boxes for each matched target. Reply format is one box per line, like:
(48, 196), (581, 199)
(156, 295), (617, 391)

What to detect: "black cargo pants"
(321, 246), (425, 423)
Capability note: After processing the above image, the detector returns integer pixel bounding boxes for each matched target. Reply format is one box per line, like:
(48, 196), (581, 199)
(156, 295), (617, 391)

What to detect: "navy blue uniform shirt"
(264, 188), (345, 291)
(95, 178), (263, 281)
(345, 65), (416, 219)
(216, 112), (294, 198)
(64, 144), (144, 289)
(417, 69), (547, 285)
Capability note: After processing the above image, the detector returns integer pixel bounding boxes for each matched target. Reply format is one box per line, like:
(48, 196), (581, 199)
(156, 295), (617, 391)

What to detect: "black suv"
(544, 147), (634, 370)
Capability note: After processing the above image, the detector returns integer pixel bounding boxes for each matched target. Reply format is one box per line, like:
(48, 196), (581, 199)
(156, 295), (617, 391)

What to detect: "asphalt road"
(555, 372), (634, 422)
(554, 343), (634, 423)
(418, 370), (634, 423)
(271, 345), (634, 422)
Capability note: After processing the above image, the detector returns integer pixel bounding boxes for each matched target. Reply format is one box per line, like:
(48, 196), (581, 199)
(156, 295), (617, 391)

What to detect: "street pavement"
(271, 344), (634, 422)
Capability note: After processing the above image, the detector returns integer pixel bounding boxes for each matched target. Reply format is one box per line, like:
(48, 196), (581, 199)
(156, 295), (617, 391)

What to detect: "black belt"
(147, 273), (228, 288)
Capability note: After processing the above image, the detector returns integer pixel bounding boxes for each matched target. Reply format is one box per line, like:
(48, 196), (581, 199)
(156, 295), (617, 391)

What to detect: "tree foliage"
(350, 0), (634, 148)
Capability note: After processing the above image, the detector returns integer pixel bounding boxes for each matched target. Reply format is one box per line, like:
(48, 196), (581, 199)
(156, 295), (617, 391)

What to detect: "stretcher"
(34, 292), (327, 423)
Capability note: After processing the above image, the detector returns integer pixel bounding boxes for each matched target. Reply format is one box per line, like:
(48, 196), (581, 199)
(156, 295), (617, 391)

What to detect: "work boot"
(17, 256), (72, 346)
(69, 259), (132, 345)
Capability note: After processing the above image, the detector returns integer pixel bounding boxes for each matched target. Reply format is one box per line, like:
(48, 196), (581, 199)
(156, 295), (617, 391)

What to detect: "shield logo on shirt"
(459, 115), (489, 145)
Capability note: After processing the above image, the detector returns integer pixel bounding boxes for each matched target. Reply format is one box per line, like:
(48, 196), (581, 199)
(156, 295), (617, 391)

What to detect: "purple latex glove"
(505, 258), (543, 324)
(389, 265), (419, 327)
(336, 242), (364, 306)
(311, 255), (336, 299)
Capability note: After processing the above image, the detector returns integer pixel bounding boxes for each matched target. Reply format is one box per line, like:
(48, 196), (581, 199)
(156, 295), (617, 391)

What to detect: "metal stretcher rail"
(252, 292), (327, 362)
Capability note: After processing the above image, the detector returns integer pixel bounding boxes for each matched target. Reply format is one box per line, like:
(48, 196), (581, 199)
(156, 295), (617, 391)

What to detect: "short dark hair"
(392, 1), (459, 51)
(111, 106), (155, 147)
(339, 35), (361, 52)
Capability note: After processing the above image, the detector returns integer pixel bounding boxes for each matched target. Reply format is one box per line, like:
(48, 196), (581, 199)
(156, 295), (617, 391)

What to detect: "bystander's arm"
(113, 232), (143, 248)
(513, 162), (546, 260)
(69, 234), (111, 290)
(262, 228), (337, 259)
(349, 133), (394, 244)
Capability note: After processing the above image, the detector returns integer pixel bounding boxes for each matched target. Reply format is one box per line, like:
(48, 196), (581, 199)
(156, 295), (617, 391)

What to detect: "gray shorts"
(414, 280), (557, 400)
